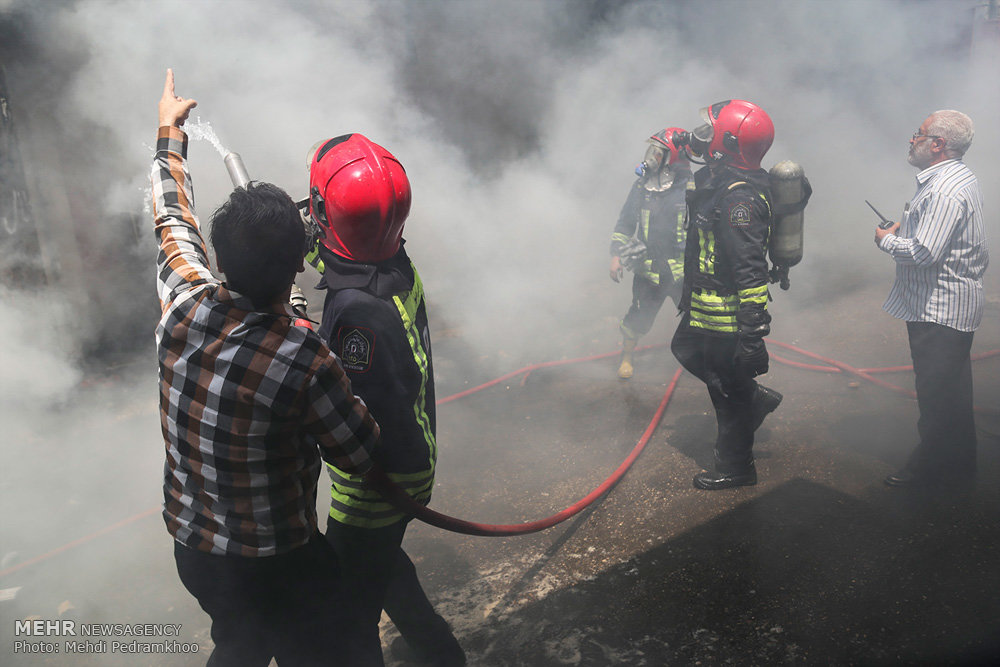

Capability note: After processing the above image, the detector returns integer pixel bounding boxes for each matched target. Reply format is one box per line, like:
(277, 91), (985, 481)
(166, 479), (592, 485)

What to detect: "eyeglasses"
(911, 132), (943, 142)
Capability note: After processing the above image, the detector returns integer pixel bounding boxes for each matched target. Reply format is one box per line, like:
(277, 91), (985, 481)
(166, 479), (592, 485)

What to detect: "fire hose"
(370, 341), (1000, 537)
(368, 361), (684, 537)
(1, 342), (998, 577)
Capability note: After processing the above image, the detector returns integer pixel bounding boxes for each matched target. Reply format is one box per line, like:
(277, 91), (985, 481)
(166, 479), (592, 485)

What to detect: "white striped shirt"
(880, 159), (988, 332)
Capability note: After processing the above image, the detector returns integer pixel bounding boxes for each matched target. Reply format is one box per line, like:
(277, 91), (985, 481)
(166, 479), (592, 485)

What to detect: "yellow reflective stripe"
(698, 229), (715, 275)
(328, 483), (433, 528)
(640, 209), (650, 242)
(691, 290), (738, 310)
(638, 259), (660, 285)
(690, 289), (738, 332)
(758, 192), (771, 216)
(691, 301), (737, 313)
(392, 266), (437, 468)
(667, 258), (684, 280)
(676, 207), (686, 244)
(689, 317), (738, 333)
(758, 192), (772, 249)
(305, 242), (326, 274)
(691, 311), (738, 324)
(738, 285), (769, 305)
(327, 466), (434, 527)
(328, 467), (435, 496)
(611, 232), (630, 246)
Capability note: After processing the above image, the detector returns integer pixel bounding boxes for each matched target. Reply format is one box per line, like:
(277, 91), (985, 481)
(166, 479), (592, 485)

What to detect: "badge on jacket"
(729, 201), (752, 226)
(339, 327), (374, 372)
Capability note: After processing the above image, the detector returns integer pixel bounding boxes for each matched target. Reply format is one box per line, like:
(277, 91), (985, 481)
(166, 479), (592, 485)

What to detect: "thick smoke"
(3, 0), (997, 370)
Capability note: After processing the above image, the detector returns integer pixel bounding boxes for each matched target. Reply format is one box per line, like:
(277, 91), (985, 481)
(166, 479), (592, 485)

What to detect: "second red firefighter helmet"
(308, 133), (412, 262)
(648, 127), (690, 166)
(688, 100), (774, 170)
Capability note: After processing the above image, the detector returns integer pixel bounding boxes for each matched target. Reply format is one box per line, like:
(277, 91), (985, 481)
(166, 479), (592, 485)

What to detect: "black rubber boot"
(751, 384), (783, 432)
(693, 463), (758, 490)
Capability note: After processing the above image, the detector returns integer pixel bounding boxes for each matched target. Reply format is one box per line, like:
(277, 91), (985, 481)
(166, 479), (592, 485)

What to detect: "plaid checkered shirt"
(152, 126), (379, 556)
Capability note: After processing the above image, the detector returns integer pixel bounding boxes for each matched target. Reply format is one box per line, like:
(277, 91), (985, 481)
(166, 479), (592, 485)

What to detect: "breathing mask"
(687, 122), (713, 160)
(634, 144), (666, 179)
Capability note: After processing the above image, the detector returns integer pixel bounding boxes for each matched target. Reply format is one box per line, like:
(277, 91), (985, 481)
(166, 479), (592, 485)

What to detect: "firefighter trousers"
(620, 274), (680, 340)
(671, 313), (757, 473)
(325, 516), (457, 666)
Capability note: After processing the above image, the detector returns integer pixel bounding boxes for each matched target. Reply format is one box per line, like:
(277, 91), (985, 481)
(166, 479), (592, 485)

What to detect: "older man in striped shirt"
(875, 109), (988, 489)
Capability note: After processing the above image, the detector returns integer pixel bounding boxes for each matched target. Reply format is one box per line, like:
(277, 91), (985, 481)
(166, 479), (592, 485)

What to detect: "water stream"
(184, 117), (228, 157)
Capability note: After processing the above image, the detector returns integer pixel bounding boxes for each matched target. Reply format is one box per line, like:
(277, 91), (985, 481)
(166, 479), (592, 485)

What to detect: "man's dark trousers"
(174, 533), (347, 667)
(906, 321), (977, 480)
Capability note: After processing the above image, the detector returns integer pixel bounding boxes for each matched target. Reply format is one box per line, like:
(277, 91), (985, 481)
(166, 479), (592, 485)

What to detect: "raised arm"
(150, 70), (215, 309)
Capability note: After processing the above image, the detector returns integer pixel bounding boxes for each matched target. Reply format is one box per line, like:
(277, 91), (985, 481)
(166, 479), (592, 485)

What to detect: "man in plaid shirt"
(153, 70), (380, 666)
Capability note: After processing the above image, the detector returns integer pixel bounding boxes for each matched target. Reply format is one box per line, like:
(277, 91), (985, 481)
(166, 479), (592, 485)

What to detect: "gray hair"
(927, 110), (974, 157)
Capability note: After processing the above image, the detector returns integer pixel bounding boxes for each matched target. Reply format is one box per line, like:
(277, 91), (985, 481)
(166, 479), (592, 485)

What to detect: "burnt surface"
(442, 480), (1000, 665)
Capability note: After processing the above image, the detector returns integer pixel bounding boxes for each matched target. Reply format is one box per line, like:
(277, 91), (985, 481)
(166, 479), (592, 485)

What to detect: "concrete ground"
(2, 280), (999, 666)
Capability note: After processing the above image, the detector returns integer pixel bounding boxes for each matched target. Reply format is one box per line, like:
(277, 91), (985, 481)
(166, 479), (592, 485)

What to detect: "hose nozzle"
(224, 152), (251, 189)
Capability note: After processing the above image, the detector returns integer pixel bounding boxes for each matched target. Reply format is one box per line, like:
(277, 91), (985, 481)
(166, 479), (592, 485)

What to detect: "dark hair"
(209, 182), (304, 307)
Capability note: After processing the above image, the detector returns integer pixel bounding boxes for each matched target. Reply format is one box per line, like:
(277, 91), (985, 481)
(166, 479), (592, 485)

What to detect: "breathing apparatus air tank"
(767, 160), (810, 290)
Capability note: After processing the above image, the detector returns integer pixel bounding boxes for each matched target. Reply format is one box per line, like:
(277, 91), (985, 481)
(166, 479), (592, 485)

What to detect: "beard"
(907, 140), (933, 168)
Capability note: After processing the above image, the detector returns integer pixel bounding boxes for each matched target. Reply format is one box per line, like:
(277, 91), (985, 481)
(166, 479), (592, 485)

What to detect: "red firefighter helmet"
(648, 127), (690, 166)
(308, 133), (412, 262)
(690, 100), (774, 170)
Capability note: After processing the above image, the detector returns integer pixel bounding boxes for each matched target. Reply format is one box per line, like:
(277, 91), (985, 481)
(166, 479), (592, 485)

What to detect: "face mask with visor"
(687, 106), (715, 160)
(634, 143), (666, 179)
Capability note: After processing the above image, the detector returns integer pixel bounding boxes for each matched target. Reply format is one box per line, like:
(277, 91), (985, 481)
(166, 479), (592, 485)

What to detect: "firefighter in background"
(671, 100), (783, 490)
(308, 134), (465, 666)
(609, 128), (694, 379)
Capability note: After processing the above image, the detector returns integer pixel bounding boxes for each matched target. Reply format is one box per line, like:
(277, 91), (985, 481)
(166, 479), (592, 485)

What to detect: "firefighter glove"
(618, 237), (648, 273)
(734, 336), (769, 377)
(735, 305), (771, 338)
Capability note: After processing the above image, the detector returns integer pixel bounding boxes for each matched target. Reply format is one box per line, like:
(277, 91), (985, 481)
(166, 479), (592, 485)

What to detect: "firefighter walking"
(671, 100), (783, 490)
(609, 128), (694, 379)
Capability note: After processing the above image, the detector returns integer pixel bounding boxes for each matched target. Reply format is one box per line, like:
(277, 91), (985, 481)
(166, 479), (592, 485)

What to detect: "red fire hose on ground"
(1, 342), (997, 576)
(371, 364), (684, 537)
(376, 341), (1000, 536)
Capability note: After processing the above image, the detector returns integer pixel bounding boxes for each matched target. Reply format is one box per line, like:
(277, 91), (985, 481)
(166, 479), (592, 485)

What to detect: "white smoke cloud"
(0, 289), (82, 406)
(5, 0), (995, 367)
